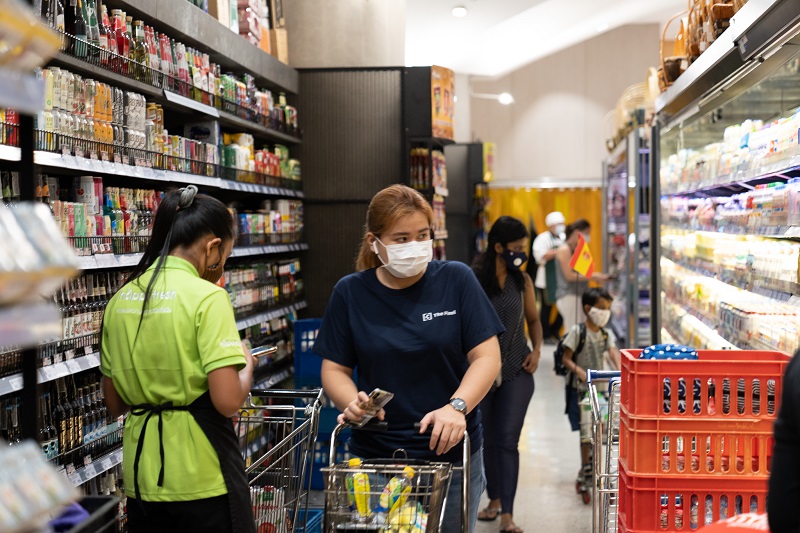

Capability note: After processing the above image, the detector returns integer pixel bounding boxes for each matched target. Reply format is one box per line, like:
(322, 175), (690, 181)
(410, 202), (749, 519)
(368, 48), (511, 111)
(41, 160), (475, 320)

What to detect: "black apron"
(129, 391), (256, 533)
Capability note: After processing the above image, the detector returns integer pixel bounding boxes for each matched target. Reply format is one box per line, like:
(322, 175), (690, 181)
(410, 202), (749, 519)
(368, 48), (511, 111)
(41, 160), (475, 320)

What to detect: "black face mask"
(502, 249), (528, 270)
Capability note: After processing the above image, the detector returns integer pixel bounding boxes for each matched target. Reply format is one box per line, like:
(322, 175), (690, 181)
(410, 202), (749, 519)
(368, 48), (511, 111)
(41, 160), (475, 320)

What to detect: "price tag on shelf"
(142, 166), (154, 179)
(61, 145), (71, 157)
(100, 151), (109, 162)
(113, 153), (122, 164)
(65, 359), (81, 373)
(8, 376), (22, 391)
(95, 254), (119, 268)
(41, 365), (57, 381)
(84, 346), (93, 356)
(68, 472), (80, 486)
(100, 457), (113, 471)
(122, 155), (130, 166)
(85, 353), (100, 367)
(83, 462), (97, 479)
(89, 150), (99, 161)
(62, 155), (77, 169)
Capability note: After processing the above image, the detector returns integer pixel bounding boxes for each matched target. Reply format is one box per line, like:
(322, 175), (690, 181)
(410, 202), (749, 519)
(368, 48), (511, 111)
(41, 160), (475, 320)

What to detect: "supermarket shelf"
(67, 447), (123, 487)
(108, 0), (298, 93)
(162, 89), (219, 118)
(434, 230), (449, 240)
(662, 222), (800, 240)
(408, 136), (456, 147)
(75, 243), (309, 270)
(77, 253), (143, 270)
(230, 243), (309, 258)
(51, 52), (162, 99)
(0, 303), (62, 349)
(0, 352), (101, 398)
(663, 254), (800, 300)
(0, 69), (46, 114)
(663, 298), (738, 350)
(235, 300), (307, 330)
(0, 147), (303, 198)
(661, 153), (800, 197)
(217, 110), (302, 145)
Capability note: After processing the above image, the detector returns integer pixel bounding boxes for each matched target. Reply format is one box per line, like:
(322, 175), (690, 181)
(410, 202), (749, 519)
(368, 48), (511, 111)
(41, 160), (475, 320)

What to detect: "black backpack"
(553, 324), (608, 375)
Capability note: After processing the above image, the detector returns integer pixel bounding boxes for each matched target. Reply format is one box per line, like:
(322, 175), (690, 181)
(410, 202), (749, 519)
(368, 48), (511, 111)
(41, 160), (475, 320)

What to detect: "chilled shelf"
(66, 447), (123, 487)
(0, 352), (102, 398)
(0, 303), (62, 349)
(235, 301), (308, 331)
(0, 148), (303, 198)
(663, 298), (738, 351)
(662, 222), (800, 240)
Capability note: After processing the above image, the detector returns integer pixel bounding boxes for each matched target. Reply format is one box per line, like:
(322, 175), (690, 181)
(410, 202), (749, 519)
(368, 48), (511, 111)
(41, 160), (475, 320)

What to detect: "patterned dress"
(490, 275), (530, 384)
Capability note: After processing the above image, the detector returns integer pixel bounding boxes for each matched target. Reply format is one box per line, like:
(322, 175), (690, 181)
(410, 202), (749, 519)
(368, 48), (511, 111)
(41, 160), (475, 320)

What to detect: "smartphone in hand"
(354, 388), (394, 427)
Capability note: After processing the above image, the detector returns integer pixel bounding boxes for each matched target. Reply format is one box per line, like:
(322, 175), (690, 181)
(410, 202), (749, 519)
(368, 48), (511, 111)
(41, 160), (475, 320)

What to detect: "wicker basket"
(659, 9), (690, 92)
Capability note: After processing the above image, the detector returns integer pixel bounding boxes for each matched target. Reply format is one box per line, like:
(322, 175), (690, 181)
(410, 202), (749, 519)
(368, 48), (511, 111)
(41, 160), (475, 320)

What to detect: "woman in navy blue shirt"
(314, 185), (504, 533)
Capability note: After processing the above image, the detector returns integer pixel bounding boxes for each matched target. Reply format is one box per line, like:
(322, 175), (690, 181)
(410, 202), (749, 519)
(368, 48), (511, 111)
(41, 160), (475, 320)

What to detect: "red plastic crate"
(620, 350), (789, 419)
(619, 407), (775, 476)
(618, 463), (768, 533)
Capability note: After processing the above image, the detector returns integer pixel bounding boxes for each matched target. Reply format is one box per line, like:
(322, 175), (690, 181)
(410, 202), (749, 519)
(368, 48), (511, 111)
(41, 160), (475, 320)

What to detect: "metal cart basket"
(236, 388), (324, 533)
(588, 370), (622, 533)
(322, 423), (470, 533)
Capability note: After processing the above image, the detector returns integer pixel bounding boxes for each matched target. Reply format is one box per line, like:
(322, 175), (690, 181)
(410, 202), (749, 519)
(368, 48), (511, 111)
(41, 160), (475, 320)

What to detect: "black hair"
(474, 216), (529, 298)
(126, 188), (235, 339)
(566, 219), (591, 239)
(582, 287), (612, 309)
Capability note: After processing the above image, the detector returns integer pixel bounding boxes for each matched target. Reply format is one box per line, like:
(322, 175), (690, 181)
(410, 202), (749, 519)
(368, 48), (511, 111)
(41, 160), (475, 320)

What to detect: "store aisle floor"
(475, 345), (592, 533)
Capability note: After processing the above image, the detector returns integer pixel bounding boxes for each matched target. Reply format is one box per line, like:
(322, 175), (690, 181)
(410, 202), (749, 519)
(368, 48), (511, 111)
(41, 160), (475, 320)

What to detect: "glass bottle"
(82, 0), (100, 57)
(73, 0), (88, 58)
(111, 10), (128, 74)
(132, 21), (148, 81)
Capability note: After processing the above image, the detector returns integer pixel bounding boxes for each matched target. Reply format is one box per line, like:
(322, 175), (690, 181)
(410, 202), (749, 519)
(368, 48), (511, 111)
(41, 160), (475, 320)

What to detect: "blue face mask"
(502, 249), (528, 270)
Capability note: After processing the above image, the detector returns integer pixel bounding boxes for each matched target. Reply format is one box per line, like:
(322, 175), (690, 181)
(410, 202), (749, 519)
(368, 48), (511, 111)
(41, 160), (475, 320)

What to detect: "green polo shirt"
(100, 256), (246, 501)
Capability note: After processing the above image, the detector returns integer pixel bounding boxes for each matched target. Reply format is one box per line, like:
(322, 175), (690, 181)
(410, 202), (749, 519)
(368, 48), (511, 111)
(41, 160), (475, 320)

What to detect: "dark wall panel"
(304, 202), (369, 317)
(298, 69), (404, 201)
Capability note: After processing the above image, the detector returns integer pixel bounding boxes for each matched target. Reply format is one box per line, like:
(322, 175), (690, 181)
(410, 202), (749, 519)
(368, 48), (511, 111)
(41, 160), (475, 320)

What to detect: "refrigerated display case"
(603, 129), (651, 348)
(652, 0), (800, 354)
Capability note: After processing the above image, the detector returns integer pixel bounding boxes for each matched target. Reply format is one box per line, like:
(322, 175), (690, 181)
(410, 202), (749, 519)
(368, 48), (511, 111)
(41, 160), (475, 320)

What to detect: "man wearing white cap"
(532, 212), (566, 343)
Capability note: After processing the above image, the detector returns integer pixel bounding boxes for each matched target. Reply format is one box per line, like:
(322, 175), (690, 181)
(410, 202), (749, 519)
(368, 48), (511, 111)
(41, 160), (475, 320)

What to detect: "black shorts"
(566, 385), (581, 432)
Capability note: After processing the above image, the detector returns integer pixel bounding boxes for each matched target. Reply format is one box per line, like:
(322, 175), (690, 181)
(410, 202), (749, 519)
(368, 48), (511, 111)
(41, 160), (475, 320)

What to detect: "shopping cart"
(587, 370), (621, 533)
(236, 387), (324, 533)
(322, 422), (470, 533)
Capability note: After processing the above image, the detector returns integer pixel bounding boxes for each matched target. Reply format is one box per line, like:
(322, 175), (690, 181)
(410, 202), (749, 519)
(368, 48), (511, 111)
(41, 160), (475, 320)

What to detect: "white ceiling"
(405, 0), (687, 78)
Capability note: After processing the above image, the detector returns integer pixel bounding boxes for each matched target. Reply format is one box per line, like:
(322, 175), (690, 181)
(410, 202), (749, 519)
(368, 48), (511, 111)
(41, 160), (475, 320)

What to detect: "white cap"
(545, 212), (566, 227)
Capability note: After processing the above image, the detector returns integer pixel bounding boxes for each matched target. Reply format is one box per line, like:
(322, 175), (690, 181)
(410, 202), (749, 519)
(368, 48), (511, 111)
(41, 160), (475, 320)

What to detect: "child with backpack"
(559, 288), (621, 502)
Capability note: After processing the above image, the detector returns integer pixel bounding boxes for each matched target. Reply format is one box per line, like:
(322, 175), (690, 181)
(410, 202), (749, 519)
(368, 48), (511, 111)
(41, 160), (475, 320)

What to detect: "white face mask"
(588, 307), (611, 328)
(373, 238), (433, 278)
(553, 224), (565, 235)
(581, 233), (591, 244)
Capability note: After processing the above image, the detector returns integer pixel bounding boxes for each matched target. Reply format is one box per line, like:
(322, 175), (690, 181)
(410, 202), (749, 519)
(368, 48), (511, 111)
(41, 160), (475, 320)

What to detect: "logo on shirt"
(422, 310), (457, 322)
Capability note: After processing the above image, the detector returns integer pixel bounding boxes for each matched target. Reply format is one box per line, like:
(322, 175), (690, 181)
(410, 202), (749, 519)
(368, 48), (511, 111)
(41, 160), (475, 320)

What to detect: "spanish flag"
(569, 233), (594, 278)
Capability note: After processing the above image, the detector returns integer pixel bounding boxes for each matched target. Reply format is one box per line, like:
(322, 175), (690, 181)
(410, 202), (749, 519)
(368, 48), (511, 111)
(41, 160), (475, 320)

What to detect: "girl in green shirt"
(100, 186), (257, 533)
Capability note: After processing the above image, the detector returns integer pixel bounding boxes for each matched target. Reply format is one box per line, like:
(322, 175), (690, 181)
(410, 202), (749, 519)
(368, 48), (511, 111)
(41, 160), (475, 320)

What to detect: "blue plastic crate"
(294, 318), (322, 380)
(308, 430), (350, 490)
(295, 507), (324, 533)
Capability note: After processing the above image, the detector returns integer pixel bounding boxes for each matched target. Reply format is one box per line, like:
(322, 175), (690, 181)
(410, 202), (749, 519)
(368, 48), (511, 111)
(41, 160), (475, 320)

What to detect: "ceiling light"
(452, 6), (467, 17)
(472, 92), (515, 105)
(497, 92), (514, 105)
(596, 23), (609, 32)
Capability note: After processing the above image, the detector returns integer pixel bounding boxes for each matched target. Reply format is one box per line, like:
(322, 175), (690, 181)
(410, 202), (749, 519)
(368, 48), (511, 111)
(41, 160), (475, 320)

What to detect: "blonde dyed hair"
(355, 185), (434, 271)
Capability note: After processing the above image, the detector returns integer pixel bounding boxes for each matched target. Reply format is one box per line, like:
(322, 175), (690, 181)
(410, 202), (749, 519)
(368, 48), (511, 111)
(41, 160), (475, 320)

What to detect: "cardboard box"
(184, 120), (221, 146)
(259, 24), (271, 53)
(209, 0), (231, 29)
(269, 28), (288, 64)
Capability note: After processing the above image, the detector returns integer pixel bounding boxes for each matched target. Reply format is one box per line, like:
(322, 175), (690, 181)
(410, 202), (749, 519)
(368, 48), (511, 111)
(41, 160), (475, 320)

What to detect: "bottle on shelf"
(132, 20), (148, 81)
(73, 0), (88, 58)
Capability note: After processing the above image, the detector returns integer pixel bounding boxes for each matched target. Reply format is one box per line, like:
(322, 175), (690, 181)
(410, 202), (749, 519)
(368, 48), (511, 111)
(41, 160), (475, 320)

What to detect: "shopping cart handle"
(342, 419), (390, 432)
(586, 369), (621, 383)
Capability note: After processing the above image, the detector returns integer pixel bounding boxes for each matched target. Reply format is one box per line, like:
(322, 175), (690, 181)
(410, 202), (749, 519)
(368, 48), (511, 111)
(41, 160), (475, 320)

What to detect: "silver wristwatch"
(449, 397), (467, 415)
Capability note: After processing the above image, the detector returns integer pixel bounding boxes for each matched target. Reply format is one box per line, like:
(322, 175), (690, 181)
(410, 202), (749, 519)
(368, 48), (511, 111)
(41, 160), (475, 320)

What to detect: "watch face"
(450, 398), (467, 413)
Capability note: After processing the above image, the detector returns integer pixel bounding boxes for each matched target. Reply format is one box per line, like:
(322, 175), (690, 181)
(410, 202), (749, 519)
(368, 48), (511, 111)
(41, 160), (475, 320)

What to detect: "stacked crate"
(617, 350), (789, 532)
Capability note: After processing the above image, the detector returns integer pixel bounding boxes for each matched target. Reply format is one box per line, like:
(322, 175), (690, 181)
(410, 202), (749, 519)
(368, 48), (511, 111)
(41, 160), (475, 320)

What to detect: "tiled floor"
(475, 345), (593, 533)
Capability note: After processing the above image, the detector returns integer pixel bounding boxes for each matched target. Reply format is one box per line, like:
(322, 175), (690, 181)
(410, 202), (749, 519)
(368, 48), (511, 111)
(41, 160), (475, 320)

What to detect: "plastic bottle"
(374, 466), (416, 526)
(344, 458), (361, 514)
(660, 495), (669, 529)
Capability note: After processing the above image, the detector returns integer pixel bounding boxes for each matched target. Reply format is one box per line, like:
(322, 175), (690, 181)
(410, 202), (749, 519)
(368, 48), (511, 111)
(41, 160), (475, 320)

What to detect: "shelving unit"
(652, 0), (800, 354)
(602, 128), (651, 348)
(0, 2), (307, 524)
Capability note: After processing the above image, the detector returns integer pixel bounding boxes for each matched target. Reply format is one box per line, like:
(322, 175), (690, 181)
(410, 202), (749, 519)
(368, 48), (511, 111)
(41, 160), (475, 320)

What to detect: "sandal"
(477, 507), (501, 521)
(499, 525), (523, 533)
